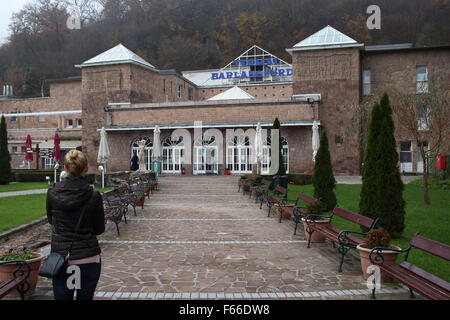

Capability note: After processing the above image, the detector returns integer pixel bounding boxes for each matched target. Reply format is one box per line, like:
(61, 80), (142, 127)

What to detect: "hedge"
(11, 170), (97, 184)
(240, 173), (312, 186)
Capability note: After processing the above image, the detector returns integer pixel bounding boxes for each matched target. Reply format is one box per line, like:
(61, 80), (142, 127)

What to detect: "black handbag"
(39, 192), (96, 278)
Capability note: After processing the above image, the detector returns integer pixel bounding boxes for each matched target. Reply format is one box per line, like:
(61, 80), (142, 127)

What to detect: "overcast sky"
(0, 0), (31, 44)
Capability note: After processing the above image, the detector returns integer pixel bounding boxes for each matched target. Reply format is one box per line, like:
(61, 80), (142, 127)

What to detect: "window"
(11, 116), (17, 123)
(21, 146), (26, 153)
(400, 142), (412, 163)
(77, 119), (82, 128)
(363, 69), (371, 96)
(12, 146), (17, 153)
(67, 119), (73, 128)
(177, 85), (183, 99)
(188, 88), (193, 101)
(38, 114), (46, 122)
(416, 66), (428, 93)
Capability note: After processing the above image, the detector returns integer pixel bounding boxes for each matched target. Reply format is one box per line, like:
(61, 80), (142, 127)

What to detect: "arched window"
(131, 136), (153, 171)
(162, 136), (184, 173)
(261, 136), (289, 174)
(226, 135), (253, 173)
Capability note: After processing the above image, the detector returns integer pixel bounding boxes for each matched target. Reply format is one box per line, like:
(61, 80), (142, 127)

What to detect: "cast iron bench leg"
(338, 245), (350, 272)
(306, 228), (313, 248)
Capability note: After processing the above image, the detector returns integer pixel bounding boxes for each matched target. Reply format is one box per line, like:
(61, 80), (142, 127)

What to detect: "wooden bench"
(252, 179), (271, 203)
(103, 205), (128, 236)
(369, 233), (450, 300)
(264, 186), (288, 217)
(278, 193), (320, 232)
(0, 260), (31, 300)
(304, 207), (378, 272)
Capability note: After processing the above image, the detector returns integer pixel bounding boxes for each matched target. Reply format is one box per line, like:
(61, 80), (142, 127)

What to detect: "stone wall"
(292, 47), (362, 174)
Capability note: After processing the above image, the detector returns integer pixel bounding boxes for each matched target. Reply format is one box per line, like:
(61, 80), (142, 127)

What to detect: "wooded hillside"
(0, 0), (449, 98)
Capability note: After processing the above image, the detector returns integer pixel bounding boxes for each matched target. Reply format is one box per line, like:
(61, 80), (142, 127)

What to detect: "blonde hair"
(64, 150), (88, 176)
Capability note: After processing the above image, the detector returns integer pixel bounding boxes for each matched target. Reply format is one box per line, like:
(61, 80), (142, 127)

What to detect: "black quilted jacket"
(46, 175), (105, 260)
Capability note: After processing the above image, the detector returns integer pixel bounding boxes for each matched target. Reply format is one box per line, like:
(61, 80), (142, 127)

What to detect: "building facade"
(1, 26), (449, 175)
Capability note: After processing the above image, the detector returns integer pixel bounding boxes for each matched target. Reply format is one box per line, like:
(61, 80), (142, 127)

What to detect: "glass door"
(193, 146), (206, 175)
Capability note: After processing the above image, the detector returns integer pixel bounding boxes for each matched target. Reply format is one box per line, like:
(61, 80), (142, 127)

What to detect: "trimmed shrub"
(0, 116), (12, 185)
(312, 130), (337, 212)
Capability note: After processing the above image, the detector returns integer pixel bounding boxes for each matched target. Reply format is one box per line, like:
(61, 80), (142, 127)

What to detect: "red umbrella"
(53, 134), (61, 162)
(25, 135), (33, 162)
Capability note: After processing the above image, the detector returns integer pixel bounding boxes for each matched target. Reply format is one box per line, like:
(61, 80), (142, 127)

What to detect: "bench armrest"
(337, 230), (367, 245)
(369, 246), (411, 265)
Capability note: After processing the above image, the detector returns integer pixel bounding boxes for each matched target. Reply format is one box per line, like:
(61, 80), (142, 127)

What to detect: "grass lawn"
(0, 194), (47, 233)
(286, 183), (450, 282)
(0, 188), (110, 233)
(0, 182), (49, 193)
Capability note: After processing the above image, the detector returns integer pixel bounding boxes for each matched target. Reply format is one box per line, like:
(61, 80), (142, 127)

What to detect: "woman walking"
(46, 150), (105, 300)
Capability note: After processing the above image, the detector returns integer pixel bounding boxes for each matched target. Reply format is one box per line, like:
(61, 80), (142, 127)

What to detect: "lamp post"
(98, 165), (105, 189)
(54, 163), (60, 183)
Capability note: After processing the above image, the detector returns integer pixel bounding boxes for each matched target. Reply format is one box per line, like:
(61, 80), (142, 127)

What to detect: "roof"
(207, 86), (255, 101)
(288, 25), (363, 52)
(365, 43), (413, 51)
(101, 120), (321, 132)
(76, 44), (157, 70)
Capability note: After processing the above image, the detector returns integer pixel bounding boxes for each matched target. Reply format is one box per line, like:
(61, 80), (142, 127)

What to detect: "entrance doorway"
(193, 137), (218, 175)
(226, 136), (253, 174)
(162, 137), (184, 174)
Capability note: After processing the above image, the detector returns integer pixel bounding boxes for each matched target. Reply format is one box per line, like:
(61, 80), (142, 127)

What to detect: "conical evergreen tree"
(273, 118), (286, 176)
(0, 116), (12, 185)
(374, 93), (405, 236)
(312, 130), (337, 212)
(359, 102), (383, 223)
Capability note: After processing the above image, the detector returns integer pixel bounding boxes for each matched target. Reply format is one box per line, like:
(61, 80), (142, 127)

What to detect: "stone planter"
(301, 218), (330, 243)
(357, 244), (401, 281)
(0, 252), (45, 297)
(275, 204), (294, 219)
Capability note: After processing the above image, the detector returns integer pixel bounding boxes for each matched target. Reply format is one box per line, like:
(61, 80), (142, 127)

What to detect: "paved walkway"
(0, 189), (48, 198)
(28, 176), (412, 300)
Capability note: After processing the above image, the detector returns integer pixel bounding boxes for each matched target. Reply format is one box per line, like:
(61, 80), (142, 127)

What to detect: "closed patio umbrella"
(254, 122), (263, 174)
(312, 121), (320, 162)
(53, 134), (61, 163)
(25, 135), (33, 169)
(153, 125), (161, 174)
(97, 127), (110, 188)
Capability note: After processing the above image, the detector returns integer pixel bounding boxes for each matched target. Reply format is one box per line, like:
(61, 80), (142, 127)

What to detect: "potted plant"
(181, 167), (186, 175)
(0, 247), (45, 297)
(356, 229), (401, 281)
(301, 201), (330, 243)
(224, 168), (231, 175)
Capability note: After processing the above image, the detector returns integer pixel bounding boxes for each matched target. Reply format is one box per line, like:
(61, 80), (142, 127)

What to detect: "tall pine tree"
(0, 116), (12, 185)
(375, 93), (405, 236)
(312, 130), (337, 212)
(359, 102), (383, 223)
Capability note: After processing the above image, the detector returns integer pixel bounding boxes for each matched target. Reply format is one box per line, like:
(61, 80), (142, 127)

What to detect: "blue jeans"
(52, 262), (101, 300)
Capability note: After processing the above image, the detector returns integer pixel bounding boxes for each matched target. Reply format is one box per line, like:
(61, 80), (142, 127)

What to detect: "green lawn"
(0, 194), (47, 232)
(0, 188), (110, 233)
(0, 182), (49, 193)
(286, 183), (450, 282)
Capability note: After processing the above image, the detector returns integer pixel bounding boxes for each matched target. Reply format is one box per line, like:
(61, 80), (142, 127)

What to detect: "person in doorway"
(130, 150), (139, 171)
(46, 150), (105, 300)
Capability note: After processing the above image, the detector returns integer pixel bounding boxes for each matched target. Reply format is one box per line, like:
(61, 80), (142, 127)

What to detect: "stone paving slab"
(0, 189), (48, 198)
(15, 175), (416, 300)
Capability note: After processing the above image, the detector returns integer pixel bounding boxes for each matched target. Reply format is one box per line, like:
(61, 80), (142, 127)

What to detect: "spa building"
(1, 26), (449, 175)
